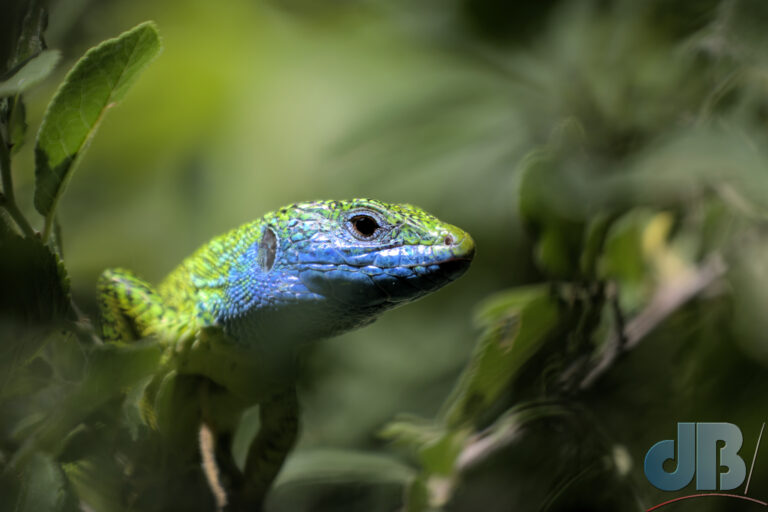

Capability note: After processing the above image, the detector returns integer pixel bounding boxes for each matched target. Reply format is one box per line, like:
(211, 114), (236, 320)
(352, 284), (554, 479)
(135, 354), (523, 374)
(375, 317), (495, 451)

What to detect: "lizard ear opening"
(257, 227), (277, 271)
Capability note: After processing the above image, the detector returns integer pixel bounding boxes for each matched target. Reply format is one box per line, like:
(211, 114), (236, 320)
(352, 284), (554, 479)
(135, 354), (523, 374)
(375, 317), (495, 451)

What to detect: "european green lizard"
(97, 198), (474, 511)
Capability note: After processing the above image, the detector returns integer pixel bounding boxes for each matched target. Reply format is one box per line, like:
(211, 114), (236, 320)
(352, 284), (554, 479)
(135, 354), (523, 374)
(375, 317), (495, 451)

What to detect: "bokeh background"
(5, 0), (768, 510)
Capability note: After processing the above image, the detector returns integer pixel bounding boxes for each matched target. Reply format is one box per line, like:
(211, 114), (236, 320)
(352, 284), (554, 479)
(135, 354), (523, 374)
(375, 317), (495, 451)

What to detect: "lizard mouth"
(378, 231), (475, 270)
(437, 256), (473, 282)
(297, 231), (475, 306)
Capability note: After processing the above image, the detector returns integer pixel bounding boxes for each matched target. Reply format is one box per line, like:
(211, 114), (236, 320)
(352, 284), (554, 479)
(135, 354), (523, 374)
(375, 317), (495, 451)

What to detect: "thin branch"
(580, 253), (727, 389)
(41, 214), (53, 243)
(200, 422), (228, 512)
(0, 125), (35, 237)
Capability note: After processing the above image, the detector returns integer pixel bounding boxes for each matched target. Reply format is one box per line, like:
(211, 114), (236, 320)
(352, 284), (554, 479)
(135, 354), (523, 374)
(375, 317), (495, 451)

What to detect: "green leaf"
(276, 449), (415, 486)
(403, 476), (430, 512)
(0, 452), (79, 512)
(579, 212), (618, 278)
(269, 449), (414, 512)
(0, 352), (52, 404)
(0, 208), (17, 238)
(62, 341), (162, 416)
(9, 96), (28, 154)
(441, 286), (559, 427)
(120, 374), (155, 440)
(62, 453), (128, 512)
(13, 342), (162, 463)
(518, 150), (588, 279)
(33, 21), (162, 218)
(472, 284), (549, 332)
(41, 329), (86, 382)
(380, 417), (469, 475)
(380, 416), (444, 449)
(417, 430), (466, 476)
(0, 232), (72, 326)
(598, 210), (654, 312)
(0, 50), (60, 97)
(0, 0), (47, 74)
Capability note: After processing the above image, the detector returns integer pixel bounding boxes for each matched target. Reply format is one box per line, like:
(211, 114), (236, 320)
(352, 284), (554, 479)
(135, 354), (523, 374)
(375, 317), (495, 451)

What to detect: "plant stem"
(578, 253), (727, 389)
(41, 213), (53, 242)
(0, 129), (35, 238)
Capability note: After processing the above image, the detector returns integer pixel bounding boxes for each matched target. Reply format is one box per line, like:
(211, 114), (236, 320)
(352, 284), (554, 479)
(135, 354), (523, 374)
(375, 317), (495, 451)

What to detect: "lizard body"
(97, 198), (474, 510)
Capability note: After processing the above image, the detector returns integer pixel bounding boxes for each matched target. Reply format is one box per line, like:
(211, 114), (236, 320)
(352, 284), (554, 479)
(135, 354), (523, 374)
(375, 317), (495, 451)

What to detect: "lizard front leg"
(228, 387), (299, 511)
(97, 268), (176, 342)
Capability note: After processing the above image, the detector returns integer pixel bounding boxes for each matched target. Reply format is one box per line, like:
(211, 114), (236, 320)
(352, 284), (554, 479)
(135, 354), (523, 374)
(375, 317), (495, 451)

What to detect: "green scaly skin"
(97, 198), (474, 511)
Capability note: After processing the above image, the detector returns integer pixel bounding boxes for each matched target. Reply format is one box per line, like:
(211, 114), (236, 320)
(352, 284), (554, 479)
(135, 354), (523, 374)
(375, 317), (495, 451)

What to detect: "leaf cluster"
(366, 1), (768, 510)
(0, 11), (161, 510)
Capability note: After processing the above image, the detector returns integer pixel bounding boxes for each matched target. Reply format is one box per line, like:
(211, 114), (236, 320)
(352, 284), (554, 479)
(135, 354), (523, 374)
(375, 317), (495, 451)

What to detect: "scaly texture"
(97, 198), (474, 511)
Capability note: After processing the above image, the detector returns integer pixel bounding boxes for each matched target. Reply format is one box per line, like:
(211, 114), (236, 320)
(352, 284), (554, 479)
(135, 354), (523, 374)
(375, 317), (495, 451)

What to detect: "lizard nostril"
(444, 235), (454, 246)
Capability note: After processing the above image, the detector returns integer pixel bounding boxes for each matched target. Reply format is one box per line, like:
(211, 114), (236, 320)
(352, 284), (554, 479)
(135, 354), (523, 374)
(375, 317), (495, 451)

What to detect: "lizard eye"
(349, 214), (380, 240)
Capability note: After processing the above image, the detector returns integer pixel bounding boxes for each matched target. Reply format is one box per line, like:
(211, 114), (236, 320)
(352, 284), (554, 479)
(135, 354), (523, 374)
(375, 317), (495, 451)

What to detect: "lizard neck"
(172, 326), (299, 402)
(157, 218), (264, 324)
(220, 299), (383, 348)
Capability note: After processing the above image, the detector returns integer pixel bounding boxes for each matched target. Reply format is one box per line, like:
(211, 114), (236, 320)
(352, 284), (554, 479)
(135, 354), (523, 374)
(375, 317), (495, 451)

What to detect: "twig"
(447, 255), (728, 509)
(0, 127), (35, 238)
(456, 401), (568, 471)
(579, 253), (727, 389)
(200, 422), (228, 512)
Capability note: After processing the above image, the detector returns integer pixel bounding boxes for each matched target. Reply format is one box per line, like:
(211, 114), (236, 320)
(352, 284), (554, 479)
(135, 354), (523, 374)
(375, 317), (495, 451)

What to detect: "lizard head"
(257, 198), (474, 306)
(221, 199), (474, 342)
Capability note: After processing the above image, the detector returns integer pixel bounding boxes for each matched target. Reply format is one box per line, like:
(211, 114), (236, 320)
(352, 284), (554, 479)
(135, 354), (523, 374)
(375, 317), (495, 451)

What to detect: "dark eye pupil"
(351, 215), (379, 238)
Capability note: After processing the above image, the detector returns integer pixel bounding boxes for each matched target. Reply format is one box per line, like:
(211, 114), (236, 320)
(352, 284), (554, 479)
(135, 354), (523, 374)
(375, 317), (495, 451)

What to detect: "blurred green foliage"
(3, 0), (768, 510)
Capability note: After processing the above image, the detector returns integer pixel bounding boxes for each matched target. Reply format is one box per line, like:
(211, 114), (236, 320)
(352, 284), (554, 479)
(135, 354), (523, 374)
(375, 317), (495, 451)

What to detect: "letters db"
(644, 422), (746, 491)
